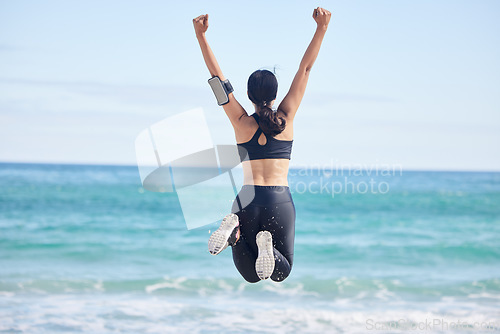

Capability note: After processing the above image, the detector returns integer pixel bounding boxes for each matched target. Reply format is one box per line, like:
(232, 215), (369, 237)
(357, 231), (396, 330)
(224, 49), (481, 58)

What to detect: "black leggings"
(231, 185), (296, 283)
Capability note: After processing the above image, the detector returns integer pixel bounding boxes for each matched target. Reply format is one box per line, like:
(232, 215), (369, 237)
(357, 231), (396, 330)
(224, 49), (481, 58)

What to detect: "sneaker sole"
(255, 231), (275, 280)
(208, 213), (239, 255)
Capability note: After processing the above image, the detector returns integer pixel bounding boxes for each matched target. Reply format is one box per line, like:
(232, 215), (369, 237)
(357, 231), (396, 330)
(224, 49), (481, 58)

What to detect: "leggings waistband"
(237, 185), (293, 207)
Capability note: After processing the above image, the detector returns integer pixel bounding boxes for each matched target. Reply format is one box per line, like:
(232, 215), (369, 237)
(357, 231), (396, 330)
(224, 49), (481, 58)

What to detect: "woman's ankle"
(231, 227), (241, 246)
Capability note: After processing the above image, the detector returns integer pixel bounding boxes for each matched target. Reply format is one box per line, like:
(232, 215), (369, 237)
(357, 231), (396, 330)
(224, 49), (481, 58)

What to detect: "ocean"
(1, 162), (499, 333)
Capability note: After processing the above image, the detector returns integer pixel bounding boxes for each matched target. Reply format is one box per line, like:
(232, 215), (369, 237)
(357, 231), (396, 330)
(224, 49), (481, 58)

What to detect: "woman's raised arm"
(193, 15), (247, 128)
(278, 7), (331, 120)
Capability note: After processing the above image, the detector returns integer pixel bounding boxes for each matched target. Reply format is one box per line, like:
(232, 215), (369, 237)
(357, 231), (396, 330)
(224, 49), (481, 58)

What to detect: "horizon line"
(1, 160), (499, 173)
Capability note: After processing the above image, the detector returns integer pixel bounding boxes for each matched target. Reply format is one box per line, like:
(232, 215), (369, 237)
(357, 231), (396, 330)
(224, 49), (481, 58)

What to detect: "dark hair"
(247, 69), (286, 136)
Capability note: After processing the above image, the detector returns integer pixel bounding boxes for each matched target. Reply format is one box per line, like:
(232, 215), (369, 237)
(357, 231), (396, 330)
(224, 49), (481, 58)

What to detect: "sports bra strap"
(250, 113), (263, 140)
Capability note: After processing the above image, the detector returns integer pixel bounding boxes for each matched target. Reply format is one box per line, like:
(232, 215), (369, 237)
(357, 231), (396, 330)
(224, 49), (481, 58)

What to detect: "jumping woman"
(193, 7), (331, 283)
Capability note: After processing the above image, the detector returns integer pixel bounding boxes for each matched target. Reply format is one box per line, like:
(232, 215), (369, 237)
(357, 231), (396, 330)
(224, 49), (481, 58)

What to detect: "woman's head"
(247, 69), (286, 136)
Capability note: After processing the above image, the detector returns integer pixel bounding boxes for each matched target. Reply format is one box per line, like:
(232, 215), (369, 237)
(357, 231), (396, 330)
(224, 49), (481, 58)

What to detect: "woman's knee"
(270, 264), (292, 282)
(235, 262), (261, 283)
(270, 271), (291, 282)
(268, 253), (292, 282)
(242, 274), (261, 283)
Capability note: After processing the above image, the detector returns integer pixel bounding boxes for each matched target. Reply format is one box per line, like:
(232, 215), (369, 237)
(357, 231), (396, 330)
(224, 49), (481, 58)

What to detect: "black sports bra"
(237, 113), (293, 161)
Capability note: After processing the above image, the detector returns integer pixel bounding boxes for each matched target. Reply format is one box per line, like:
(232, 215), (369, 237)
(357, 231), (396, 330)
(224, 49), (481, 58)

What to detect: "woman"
(193, 7), (331, 283)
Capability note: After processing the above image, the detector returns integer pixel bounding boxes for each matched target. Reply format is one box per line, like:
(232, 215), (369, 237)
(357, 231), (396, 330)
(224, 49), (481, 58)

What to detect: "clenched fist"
(193, 14), (209, 36)
(313, 7), (331, 29)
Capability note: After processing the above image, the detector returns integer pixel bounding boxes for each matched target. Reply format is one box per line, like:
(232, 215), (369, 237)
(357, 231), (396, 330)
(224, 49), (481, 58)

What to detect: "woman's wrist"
(316, 24), (328, 32)
(196, 32), (206, 39)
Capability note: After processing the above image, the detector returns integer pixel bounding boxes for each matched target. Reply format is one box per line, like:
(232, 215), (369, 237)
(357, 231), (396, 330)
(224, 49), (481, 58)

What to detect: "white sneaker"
(208, 213), (239, 255)
(255, 231), (275, 280)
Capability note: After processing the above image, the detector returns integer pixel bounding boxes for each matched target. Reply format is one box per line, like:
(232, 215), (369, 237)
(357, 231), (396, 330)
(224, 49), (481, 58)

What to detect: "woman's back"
(235, 110), (293, 186)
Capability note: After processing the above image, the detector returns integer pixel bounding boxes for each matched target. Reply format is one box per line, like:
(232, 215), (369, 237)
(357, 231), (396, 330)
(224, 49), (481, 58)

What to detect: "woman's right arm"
(193, 14), (248, 129)
(278, 7), (331, 120)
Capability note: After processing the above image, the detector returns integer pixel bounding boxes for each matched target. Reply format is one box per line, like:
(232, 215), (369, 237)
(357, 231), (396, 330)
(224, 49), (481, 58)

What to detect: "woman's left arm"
(193, 15), (247, 128)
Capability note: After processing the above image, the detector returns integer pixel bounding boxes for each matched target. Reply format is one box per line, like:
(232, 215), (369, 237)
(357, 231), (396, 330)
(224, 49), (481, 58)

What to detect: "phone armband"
(208, 76), (234, 106)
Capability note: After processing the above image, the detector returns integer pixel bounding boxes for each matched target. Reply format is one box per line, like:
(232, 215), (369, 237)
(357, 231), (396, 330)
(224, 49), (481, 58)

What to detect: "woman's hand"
(193, 14), (209, 37)
(313, 7), (331, 29)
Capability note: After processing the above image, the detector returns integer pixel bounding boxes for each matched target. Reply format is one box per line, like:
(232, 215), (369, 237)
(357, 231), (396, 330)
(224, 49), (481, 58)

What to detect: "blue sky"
(0, 0), (499, 171)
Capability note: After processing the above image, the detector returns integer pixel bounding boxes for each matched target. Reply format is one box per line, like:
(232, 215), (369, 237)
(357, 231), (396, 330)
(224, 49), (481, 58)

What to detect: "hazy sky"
(1, 0), (499, 171)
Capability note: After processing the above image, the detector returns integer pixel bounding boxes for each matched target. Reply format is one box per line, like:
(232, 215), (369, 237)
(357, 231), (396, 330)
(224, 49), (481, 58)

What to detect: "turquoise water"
(1, 163), (499, 333)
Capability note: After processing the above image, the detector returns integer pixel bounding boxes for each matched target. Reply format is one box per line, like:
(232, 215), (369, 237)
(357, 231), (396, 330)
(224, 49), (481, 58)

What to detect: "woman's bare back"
(236, 110), (293, 186)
